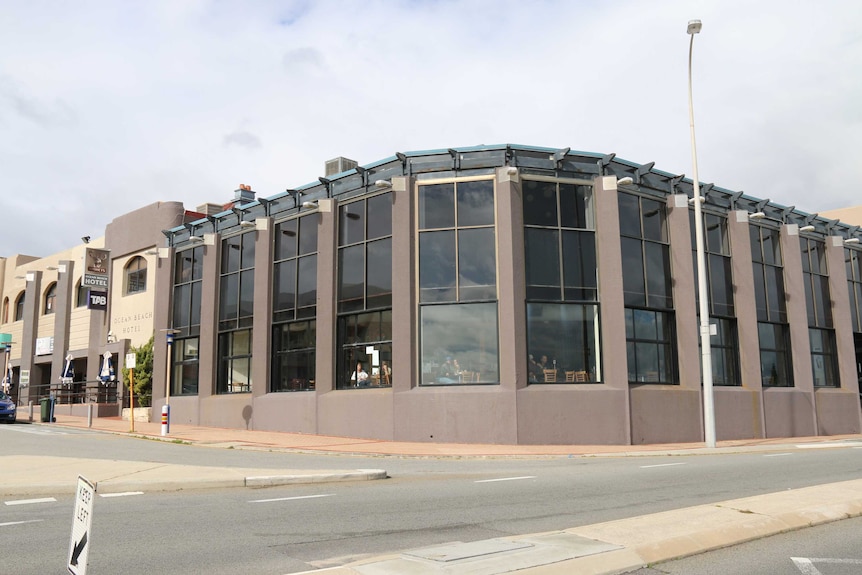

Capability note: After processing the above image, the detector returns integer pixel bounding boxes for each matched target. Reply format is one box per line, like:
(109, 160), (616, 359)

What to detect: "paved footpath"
(6, 414), (862, 575)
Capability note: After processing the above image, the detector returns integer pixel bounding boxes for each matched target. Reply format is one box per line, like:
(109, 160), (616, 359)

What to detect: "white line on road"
(474, 476), (537, 483)
(100, 492), (144, 498)
(763, 453), (794, 457)
(639, 463), (687, 469)
(0, 520), (44, 527)
(4, 497), (57, 506)
(0, 425), (67, 435)
(249, 494), (335, 504)
(791, 557), (862, 574)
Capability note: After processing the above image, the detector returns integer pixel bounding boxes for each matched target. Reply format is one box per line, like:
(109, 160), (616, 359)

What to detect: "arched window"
(76, 280), (88, 307)
(2, 297), (8, 324)
(44, 283), (57, 315)
(125, 256), (147, 295)
(14, 292), (25, 322)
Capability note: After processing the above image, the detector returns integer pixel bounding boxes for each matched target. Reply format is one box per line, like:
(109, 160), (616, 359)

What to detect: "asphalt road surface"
(626, 515), (862, 575)
(2, 424), (862, 574)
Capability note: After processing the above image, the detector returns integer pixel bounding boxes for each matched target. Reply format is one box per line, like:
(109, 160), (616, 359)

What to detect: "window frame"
(125, 256), (148, 295)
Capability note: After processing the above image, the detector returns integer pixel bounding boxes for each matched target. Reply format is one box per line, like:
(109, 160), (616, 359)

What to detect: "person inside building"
(438, 356), (459, 383)
(350, 361), (369, 388)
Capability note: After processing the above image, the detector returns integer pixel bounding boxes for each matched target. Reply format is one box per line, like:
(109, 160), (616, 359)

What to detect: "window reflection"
(527, 304), (599, 383)
(421, 303), (499, 385)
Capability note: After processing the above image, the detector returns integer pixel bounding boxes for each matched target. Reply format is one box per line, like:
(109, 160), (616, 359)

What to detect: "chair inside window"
(565, 370), (576, 382)
(575, 370), (589, 382)
(543, 369), (557, 383)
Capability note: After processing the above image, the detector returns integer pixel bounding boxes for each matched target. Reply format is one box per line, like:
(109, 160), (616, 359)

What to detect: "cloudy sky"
(2, 0), (860, 257)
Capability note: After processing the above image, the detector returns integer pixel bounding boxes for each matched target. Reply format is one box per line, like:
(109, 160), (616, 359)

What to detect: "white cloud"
(1, 0), (860, 257)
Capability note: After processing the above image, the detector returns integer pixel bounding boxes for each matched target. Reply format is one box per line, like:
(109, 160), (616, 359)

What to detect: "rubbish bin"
(40, 397), (54, 423)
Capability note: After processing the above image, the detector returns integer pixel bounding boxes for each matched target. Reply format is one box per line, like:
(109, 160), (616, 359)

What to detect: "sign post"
(68, 475), (95, 575)
(126, 353), (136, 433)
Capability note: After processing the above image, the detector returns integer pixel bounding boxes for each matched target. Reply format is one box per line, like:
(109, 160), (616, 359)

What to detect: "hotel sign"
(83, 248), (110, 290)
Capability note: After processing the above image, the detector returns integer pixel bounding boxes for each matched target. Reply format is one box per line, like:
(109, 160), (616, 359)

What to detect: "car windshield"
(0, 392), (9, 401)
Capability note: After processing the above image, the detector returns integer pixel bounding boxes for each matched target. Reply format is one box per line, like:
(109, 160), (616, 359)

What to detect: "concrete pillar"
(198, 235), (220, 401)
(315, 199), (337, 395)
(251, 218), (273, 399)
(667, 194), (699, 391)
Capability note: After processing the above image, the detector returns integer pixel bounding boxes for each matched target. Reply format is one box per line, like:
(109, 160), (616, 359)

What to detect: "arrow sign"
(70, 532), (87, 566)
(68, 476), (95, 575)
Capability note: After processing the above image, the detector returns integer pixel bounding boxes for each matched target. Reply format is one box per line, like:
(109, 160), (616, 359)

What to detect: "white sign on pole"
(125, 353), (136, 369)
(68, 475), (95, 575)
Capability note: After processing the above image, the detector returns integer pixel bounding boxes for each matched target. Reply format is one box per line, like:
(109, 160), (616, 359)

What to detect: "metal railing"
(20, 381), (119, 405)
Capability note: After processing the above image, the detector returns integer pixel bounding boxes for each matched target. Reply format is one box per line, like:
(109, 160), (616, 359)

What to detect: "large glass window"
(801, 238), (837, 387)
(217, 329), (252, 394)
(418, 180), (498, 385)
(171, 337), (199, 396)
(847, 248), (862, 333)
(523, 180), (600, 383)
(171, 246), (204, 396)
(619, 192), (677, 384)
(751, 225), (792, 386)
(75, 281), (88, 308)
(690, 211), (739, 385)
(44, 283), (56, 315)
(1, 297), (7, 324)
(625, 308), (676, 384)
(272, 215), (318, 392)
(125, 256), (147, 295)
(420, 303), (499, 385)
(217, 233), (255, 394)
(337, 193), (393, 389)
(338, 311), (392, 388)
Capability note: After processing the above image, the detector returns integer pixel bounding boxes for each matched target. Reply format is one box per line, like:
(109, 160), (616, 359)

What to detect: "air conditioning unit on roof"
(325, 157), (358, 177)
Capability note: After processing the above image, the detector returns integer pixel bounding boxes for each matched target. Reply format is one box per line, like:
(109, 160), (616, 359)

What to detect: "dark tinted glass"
(419, 302), (499, 385)
(525, 228), (560, 296)
(641, 199), (665, 242)
(222, 236), (241, 273)
(275, 220), (297, 260)
(219, 274), (238, 320)
(296, 255), (317, 310)
(704, 214), (728, 255)
(366, 238), (392, 309)
(339, 201), (366, 246)
(274, 260), (296, 313)
(457, 180), (494, 227)
(239, 269), (254, 318)
(709, 254), (734, 316)
(559, 184), (588, 229)
(753, 264), (767, 321)
(645, 242), (672, 308)
(173, 284), (189, 328)
(458, 228), (496, 301)
(419, 230), (456, 302)
(621, 237), (645, 306)
(367, 192), (392, 240)
(563, 230), (597, 291)
(338, 244), (364, 311)
(298, 215), (318, 255)
(190, 281), (201, 328)
(419, 183), (455, 229)
(618, 193), (641, 238)
(523, 180), (557, 227)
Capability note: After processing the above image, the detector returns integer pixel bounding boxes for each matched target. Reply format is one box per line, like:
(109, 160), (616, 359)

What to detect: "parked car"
(0, 391), (16, 423)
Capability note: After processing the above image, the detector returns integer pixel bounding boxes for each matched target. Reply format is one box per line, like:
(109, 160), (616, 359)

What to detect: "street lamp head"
(687, 19), (702, 35)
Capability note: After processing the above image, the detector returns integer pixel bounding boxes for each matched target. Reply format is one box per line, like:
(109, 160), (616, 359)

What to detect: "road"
(2, 425), (862, 574)
(626, 515), (862, 574)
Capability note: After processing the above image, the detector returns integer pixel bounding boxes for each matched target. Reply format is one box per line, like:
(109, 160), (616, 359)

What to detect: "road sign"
(125, 353), (136, 369)
(68, 476), (95, 575)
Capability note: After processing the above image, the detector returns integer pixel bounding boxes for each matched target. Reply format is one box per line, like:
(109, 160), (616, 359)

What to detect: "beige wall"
(820, 205), (862, 226)
(109, 251), (157, 347)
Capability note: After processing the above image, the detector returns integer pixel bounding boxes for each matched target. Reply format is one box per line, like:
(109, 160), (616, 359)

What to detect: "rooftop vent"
(325, 157), (358, 177)
(196, 203), (224, 216)
(234, 183), (255, 204)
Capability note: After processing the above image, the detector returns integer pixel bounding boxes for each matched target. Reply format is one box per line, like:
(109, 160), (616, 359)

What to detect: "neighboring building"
(4, 145), (861, 445)
(0, 202), (198, 416)
(146, 144), (862, 445)
(820, 205), (862, 227)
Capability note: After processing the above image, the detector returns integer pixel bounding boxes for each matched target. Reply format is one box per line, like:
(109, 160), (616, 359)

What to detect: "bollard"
(29, 400), (33, 422)
(87, 403), (93, 428)
(160, 404), (170, 436)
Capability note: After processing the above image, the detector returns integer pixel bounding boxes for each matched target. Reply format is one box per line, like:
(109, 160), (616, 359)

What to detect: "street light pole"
(687, 19), (716, 448)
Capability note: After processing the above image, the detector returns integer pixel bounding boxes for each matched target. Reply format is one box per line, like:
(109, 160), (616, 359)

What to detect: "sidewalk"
(7, 415), (862, 575)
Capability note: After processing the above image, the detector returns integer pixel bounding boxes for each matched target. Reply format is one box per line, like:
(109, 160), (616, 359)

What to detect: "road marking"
(639, 463), (687, 469)
(5, 497), (57, 506)
(763, 453), (794, 457)
(249, 494), (335, 504)
(100, 492), (144, 498)
(791, 557), (862, 574)
(0, 425), (68, 435)
(0, 520), (44, 527)
(475, 476), (537, 483)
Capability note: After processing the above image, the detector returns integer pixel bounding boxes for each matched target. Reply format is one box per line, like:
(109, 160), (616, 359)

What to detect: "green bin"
(40, 397), (53, 422)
